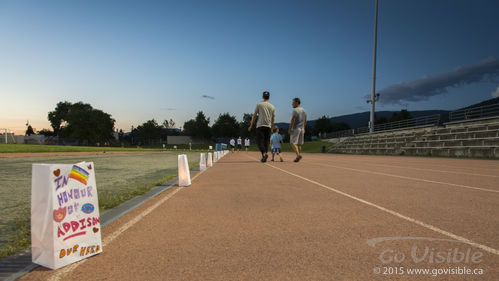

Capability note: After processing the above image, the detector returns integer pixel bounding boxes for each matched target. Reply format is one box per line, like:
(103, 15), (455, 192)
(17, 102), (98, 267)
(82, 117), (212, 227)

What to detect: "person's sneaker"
(294, 155), (302, 162)
(280, 158), (284, 162)
(261, 156), (265, 162)
(271, 159), (274, 162)
(263, 154), (268, 162)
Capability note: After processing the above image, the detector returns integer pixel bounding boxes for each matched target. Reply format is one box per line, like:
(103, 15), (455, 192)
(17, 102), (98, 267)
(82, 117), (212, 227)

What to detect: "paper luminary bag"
(207, 153), (213, 167)
(31, 162), (102, 269)
(178, 154), (191, 187)
(199, 153), (207, 171)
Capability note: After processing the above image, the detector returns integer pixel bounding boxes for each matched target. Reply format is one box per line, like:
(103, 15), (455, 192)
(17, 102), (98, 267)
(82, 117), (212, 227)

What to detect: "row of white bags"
(178, 150), (229, 187)
(32, 150), (228, 270)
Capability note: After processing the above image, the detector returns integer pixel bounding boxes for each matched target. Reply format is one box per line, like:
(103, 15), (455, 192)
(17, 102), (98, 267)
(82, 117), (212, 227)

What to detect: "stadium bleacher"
(328, 98), (499, 158)
(402, 119), (499, 157)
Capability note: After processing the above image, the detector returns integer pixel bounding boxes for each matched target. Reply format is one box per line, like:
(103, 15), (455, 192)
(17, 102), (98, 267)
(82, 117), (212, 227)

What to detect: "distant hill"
(276, 110), (450, 130)
(458, 97), (499, 110)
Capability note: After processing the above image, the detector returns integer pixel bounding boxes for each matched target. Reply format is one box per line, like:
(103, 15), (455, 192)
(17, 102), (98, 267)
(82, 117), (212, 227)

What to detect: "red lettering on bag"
(71, 221), (79, 232)
(57, 226), (65, 238)
(63, 222), (71, 232)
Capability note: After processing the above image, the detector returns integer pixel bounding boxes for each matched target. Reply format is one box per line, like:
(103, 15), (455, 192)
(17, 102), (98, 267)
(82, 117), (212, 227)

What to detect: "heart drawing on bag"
(88, 164), (92, 170)
(53, 207), (67, 222)
(93, 227), (99, 233)
(53, 169), (61, 177)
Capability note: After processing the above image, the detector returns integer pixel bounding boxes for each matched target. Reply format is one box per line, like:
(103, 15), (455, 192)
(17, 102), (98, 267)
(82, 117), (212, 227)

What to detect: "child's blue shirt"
(270, 133), (283, 149)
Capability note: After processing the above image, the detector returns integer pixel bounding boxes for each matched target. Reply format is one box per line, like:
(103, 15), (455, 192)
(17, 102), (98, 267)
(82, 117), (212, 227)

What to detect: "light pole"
(368, 0), (379, 133)
(367, 93), (380, 131)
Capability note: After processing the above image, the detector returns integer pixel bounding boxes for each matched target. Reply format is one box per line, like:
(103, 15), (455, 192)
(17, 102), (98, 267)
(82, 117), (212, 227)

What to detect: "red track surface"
(20, 152), (499, 280)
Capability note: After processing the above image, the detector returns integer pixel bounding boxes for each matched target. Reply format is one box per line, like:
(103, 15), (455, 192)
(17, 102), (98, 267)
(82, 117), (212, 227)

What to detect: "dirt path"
(0, 151), (162, 158)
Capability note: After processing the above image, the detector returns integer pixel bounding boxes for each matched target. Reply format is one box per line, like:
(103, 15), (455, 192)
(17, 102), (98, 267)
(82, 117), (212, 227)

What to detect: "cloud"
(160, 107), (176, 111)
(377, 57), (499, 104)
(492, 86), (499, 98)
(201, 95), (215, 100)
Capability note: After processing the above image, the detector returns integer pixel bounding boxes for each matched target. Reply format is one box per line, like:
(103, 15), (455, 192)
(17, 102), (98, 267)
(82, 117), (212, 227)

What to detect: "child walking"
(270, 126), (284, 162)
(230, 138), (236, 153)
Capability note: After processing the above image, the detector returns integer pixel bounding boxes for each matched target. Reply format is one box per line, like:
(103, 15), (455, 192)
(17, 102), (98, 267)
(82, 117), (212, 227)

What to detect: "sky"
(1, 0), (499, 134)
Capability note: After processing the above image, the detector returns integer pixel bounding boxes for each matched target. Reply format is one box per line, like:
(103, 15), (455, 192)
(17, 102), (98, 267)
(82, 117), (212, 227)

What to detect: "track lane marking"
(253, 157), (499, 256)
(48, 168), (209, 281)
(304, 161), (499, 194)
(305, 156), (499, 179)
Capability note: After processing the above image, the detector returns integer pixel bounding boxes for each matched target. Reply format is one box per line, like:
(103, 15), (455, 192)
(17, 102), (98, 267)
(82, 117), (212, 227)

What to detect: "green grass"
(0, 152), (202, 258)
(0, 173), (182, 258)
(98, 165), (198, 210)
(0, 209), (30, 259)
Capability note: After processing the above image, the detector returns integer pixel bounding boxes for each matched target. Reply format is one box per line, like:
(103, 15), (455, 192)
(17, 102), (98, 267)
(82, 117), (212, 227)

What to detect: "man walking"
(237, 136), (242, 151)
(244, 137), (250, 152)
(230, 137), (236, 153)
(248, 91), (275, 162)
(288, 98), (307, 162)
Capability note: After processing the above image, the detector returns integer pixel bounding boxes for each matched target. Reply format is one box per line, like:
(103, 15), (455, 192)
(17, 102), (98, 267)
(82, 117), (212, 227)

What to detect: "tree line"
(35, 101), (116, 145)
(35, 101), (411, 145)
(127, 111), (254, 145)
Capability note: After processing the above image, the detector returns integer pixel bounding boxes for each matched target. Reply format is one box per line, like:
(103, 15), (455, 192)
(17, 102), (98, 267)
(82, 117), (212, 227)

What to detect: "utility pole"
(368, 0), (379, 133)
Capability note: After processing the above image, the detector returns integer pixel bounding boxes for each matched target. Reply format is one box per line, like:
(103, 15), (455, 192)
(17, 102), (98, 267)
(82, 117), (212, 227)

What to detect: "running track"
(20, 152), (499, 280)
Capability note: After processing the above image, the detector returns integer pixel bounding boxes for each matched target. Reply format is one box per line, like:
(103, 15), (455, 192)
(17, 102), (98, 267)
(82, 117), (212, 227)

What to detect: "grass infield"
(0, 151), (201, 258)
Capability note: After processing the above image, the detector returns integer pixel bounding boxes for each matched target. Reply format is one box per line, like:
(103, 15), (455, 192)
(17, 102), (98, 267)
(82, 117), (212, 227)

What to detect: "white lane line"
(371, 163), (499, 178)
(48, 168), (208, 281)
(304, 156), (499, 178)
(264, 163), (499, 256)
(308, 162), (499, 194)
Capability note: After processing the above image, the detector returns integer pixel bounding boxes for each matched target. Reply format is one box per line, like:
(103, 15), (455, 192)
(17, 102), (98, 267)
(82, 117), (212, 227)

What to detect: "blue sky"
(1, 0), (498, 134)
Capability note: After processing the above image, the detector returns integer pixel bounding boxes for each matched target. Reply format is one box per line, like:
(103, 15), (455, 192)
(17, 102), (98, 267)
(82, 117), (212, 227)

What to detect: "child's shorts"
(271, 148), (281, 154)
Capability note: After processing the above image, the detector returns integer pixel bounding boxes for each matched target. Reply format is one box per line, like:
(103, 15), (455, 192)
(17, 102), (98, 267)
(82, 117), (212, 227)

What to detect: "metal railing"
(372, 114), (441, 132)
(326, 114), (441, 139)
(449, 102), (499, 122)
(326, 127), (369, 139)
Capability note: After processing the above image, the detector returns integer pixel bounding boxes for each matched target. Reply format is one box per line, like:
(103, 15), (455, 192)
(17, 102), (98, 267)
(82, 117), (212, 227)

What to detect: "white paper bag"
(31, 162), (102, 270)
(178, 154), (191, 187)
(199, 153), (207, 171)
(207, 153), (213, 167)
